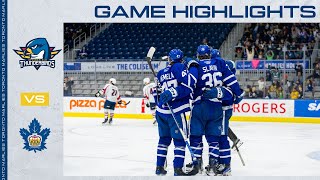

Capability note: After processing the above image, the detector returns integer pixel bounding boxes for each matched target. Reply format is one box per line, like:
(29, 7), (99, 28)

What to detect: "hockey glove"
(146, 103), (150, 108)
(233, 90), (245, 104)
(233, 95), (243, 104)
(159, 87), (178, 106)
(184, 57), (199, 69)
(95, 90), (102, 97)
(203, 87), (224, 100)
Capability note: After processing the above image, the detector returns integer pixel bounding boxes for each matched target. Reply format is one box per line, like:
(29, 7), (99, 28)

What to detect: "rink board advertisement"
(5, 0), (320, 179)
(64, 97), (154, 118)
(67, 61), (168, 72)
(294, 100), (320, 118)
(235, 59), (310, 70)
(64, 98), (319, 123)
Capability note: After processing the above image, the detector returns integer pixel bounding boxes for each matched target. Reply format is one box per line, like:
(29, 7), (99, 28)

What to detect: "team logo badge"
(13, 38), (61, 70)
(19, 118), (51, 153)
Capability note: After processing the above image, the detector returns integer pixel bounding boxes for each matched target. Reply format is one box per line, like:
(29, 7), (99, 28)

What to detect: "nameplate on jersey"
(160, 72), (175, 81)
(203, 65), (217, 72)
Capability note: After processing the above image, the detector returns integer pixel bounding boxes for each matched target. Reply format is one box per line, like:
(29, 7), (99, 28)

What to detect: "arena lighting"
(95, 5), (316, 18)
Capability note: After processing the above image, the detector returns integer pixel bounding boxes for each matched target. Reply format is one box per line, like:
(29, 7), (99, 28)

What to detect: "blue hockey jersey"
(221, 59), (237, 110)
(193, 58), (242, 105)
(156, 63), (193, 116)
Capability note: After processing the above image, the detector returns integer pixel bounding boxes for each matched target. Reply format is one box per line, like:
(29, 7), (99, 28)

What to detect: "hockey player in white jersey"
(95, 78), (122, 125)
(142, 77), (157, 125)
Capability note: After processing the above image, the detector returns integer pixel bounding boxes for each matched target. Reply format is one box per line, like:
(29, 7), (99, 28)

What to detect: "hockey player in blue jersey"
(187, 45), (243, 176)
(155, 49), (193, 176)
(211, 49), (243, 150)
(202, 49), (244, 175)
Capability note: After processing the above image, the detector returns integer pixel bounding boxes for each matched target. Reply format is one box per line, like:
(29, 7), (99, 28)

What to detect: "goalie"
(95, 78), (122, 125)
(142, 77), (157, 125)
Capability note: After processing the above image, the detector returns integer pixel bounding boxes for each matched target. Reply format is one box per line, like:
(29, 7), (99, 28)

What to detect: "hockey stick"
(123, 101), (131, 105)
(228, 127), (243, 150)
(235, 145), (245, 166)
(146, 47), (197, 164)
(228, 127), (245, 166)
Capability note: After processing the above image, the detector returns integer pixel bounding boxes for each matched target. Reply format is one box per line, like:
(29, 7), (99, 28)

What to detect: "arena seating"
(66, 72), (153, 97)
(66, 70), (320, 99)
(65, 23), (320, 99)
(83, 23), (235, 60)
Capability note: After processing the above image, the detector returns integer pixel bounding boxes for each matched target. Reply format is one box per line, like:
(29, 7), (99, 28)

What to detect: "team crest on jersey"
(19, 118), (51, 153)
(13, 38), (61, 70)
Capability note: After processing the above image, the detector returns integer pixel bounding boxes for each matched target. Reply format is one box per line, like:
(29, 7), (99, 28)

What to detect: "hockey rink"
(64, 117), (320, 176)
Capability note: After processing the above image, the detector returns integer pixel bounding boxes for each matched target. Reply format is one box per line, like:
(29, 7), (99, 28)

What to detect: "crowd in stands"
(235, 23), (320, 60)
(245, 61), (320, 99)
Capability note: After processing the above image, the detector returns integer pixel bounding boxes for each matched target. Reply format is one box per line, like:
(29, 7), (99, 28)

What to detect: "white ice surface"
(64, 118), (320, 176)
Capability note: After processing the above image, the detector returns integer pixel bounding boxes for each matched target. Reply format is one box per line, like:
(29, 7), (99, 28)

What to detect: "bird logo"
(13, 38), (61, 70)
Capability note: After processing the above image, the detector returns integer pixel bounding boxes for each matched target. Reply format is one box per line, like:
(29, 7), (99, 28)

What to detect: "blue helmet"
(211, 49), (221, 58)
(197, 45), (211, 56)
(168, 49), (183, 62)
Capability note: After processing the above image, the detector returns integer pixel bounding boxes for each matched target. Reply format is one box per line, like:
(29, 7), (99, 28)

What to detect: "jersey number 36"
(202, 72), (223, 88)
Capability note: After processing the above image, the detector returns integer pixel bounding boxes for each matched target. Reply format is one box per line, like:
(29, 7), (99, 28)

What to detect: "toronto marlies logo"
(19, 118), (51, 153)
(13, 38), (61, 70)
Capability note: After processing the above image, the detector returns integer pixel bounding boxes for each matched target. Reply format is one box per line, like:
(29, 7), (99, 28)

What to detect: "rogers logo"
(69, 99), (127, 110)
(233, 102), (286, 114)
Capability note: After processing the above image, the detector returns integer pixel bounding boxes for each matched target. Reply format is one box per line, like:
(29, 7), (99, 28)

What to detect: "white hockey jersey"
(143, 82), (156, 103)
(101, 83), (121, 103)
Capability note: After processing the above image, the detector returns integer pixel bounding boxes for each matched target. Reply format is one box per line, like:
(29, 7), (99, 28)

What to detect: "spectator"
(235, 47), (243, 59)
(294, 79), (302, 88)
(246, 46), (255, 61)
(306, 79), (315, 99)
(78, 47), (88, 59)
(248, 86), (258, 98)
(307, 63), (320, 80)
(290, 87), (300, 99)
(294, 63), (303, 82)
(268, 82), (277, 99)
(271, 68), (281, 82)
(277, 85), (284, 99)
(257, 77), (265, 91)
(265, 65), (273, 81)
(64, 76), (74, 96)
(265, 50), (274, 60)
(284, 80), (292, 99)
(258, 51), (264, 59)
(294, 48), (303, 59)
(298, 85), (303, 98)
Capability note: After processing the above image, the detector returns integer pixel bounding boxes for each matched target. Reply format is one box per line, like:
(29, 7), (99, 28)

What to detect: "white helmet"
(109, 78), (116, 85)
(143, 77), (150, 85)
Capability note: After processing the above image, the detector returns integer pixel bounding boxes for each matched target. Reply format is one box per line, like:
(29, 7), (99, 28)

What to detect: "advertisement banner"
(64, 97), (295, 118)
(232, 99), (294, 117)
(64, 62), (81, 70)
(236, 59), (309, 70)
(71, 61), (168, 72)
(294, 100), (320, 118)
(64, 97), (152, 114)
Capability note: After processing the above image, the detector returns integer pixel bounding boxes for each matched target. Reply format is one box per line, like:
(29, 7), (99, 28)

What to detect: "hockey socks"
(156, 137), (171, 167)
(219, 135), (231, 165)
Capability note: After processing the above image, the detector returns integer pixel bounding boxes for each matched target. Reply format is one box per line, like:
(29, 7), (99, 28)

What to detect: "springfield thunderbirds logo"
(19, 118), (51, 153)
(13, 38), (61, 70)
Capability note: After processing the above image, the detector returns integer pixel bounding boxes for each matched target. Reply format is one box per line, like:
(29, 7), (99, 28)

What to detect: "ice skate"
(155, 166), (167, 176)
